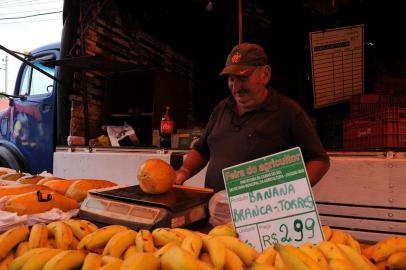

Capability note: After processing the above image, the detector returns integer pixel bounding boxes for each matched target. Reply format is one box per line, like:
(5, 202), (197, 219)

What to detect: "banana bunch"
(5, 219), (406, 270)
(269, 240), (375, 270)
(0, 225), (29, 263)
(362, 236), (406, 269)
(323, 226), (406, 270)
(324, 226), (361, 253)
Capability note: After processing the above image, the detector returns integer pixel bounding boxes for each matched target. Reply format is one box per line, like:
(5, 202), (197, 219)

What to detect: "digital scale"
(78, 185), (214, 230)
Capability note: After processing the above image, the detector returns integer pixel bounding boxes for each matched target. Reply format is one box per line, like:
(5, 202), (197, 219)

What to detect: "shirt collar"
(225, 87), (280, 112)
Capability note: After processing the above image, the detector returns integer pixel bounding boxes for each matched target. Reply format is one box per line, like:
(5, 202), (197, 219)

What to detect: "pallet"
(313, 153), (406, 242)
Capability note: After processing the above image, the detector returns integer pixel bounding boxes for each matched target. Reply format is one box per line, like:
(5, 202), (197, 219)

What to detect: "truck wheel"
(0, 145), (26, 172)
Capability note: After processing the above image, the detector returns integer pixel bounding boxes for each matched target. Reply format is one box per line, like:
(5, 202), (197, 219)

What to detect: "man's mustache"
(236, 89), (248, 94)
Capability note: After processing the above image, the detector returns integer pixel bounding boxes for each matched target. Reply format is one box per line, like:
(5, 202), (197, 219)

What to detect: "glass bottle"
(160, 106), (173, 148)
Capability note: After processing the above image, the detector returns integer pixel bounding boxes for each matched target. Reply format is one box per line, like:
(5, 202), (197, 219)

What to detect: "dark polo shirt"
(193, 88), (329, 192)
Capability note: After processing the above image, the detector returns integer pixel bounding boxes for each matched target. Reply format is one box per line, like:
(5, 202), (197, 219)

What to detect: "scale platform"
(78, 185), (213, 230)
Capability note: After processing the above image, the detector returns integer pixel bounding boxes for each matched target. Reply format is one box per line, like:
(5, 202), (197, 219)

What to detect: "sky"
(0, 0), (63, 94)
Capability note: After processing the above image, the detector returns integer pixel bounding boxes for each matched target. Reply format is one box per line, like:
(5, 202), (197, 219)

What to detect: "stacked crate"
(68, 1), (194, 140)
(343, 93), (406, 149)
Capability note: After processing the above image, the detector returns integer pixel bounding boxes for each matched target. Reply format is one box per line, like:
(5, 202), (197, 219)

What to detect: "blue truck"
(0, 43), (60, 173)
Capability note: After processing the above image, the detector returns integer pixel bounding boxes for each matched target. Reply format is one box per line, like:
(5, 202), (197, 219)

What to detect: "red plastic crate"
(350, 93), (390, 117)
(343, 107), (406, 149)
(350, 93), (406, 117)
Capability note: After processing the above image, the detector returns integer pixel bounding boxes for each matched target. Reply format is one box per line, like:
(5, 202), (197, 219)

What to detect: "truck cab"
(0, 43), (60, 173)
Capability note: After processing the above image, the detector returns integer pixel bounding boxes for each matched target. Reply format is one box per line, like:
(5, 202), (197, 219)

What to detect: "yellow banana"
(46, 221), (58, 232)
(298, 243), (329, 270)
(15, 241), (29, 257)
(362, 244), (377, 260)
(80, 219), (99, 232)
(330, 230), (349, 245)
(345, 233), (362, 254)
(171, 227), (199, 238)
(82, 253), (103, 270)
(322, 225), (333, 241)
(99, 261), (123, 270)
(181, 233), (203, 258)
(274, 252), (288, 270)
(386, 251), (406, 269)
(317, 240), (350, 261)
(103, 229), (138, 258)
(208, 223), (237, 237)
(135, 229), (156, 253)
(160, 245), (198, 270)
(47, 221), (73, 249)
(102, 255), (123, 264)
(202, 235), (226, 269)
(0, 250), (15, 270)
(42, 250), (86, 270)
(152, 228), (185, 246)
(54, 221), (73, 249)
(154, 241), (181, 259)
(123, 245), (137, 260)
(328, 258), (357, 270)
(64, 219), (93, 240)
(216, 235), (259, 266)
(255, 247), (277, 265)
(21, 248), (63, 270)
(250, 263), (279, 270)
(84, 225), (128, 251)
(100, 256), (123, 269)
(196, 260), (215, 270)
(77, 232), (93, 250)
(370, 237), (406, 263)
(9, 248), (51, 270)
(0, 226), (30, 260)
(274, 243), (324, 270)
(224, 248), (244, 270)
(337, 243), (375, 270)
(121, 252), (160, 270)
(28, 224), (49, 249)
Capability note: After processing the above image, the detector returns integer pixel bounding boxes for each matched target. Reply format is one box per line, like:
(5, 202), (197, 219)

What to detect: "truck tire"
(0, 145), (29, 172)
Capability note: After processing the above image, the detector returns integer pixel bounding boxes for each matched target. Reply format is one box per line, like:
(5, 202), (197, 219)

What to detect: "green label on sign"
(222, 147), (324, 251)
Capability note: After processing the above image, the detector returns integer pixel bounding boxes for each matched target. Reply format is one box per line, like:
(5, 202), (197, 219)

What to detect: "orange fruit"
(137, 159), (175, 194)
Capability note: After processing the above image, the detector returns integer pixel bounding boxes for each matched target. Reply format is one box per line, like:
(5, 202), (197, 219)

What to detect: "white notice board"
(222, 147), (324, 252)
(310, 24), (364, 108)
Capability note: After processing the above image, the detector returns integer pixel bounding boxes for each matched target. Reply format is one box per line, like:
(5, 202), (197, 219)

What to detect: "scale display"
(82, 196), (161, 225)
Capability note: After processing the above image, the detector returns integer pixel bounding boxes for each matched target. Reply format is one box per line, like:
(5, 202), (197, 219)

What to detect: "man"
(175, 43), (330, 192)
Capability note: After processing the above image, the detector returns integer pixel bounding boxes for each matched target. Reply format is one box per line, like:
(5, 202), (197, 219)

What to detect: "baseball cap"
(219, 43), (268, 76)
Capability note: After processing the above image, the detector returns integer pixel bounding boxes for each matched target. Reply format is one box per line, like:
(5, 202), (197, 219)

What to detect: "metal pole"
(238, 0), (243, 44)
(0, 44), (59, 83)
(4, 55), (7, 93)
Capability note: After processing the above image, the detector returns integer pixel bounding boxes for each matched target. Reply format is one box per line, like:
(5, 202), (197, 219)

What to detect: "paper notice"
(310, 24), (364, 108)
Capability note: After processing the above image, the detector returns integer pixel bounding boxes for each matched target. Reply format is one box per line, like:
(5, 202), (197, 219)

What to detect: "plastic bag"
(208, 189), (232, 226)
(107, 122), (139, 146)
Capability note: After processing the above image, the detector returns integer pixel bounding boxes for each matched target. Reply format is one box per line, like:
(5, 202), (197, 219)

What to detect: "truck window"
(19, 66), (31, 96)
(19, 55), (56, 96)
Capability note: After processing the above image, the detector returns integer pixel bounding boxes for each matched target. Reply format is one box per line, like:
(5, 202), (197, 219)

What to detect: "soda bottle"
(160, 106), (173, 148)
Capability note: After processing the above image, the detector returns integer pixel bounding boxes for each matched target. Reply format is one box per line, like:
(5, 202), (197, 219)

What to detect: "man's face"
(227, 65), (271, 111)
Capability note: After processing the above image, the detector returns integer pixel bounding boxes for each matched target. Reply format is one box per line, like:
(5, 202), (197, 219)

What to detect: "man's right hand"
(174, 167), (190, 185)
(173, 149), (207, 186)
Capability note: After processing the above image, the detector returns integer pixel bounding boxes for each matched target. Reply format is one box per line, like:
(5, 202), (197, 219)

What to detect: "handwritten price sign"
(223, 148), (324, 252)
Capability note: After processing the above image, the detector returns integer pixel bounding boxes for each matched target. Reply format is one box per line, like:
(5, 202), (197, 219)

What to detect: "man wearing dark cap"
(175, 43), (330, 192)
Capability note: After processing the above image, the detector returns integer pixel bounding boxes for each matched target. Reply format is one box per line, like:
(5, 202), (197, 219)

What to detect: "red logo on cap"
(231, 52), (241, 63)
